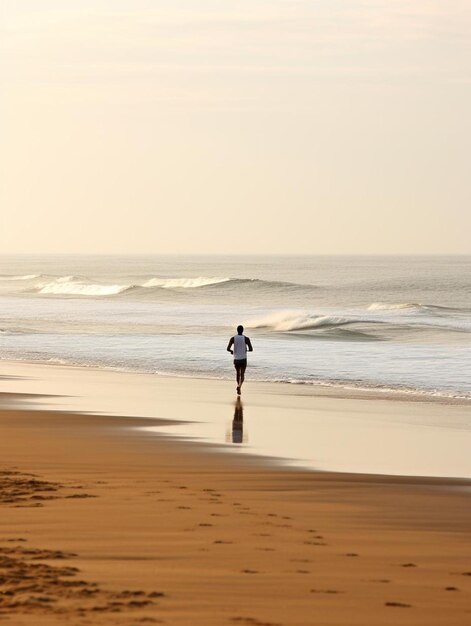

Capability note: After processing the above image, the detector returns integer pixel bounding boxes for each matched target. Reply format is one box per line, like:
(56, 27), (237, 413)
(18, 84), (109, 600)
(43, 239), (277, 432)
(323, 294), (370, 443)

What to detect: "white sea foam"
(368, 302), (421, 311)
(368, 302), (436, 311)
(36, 279), (129, 296)
(142, 276), (230, 289)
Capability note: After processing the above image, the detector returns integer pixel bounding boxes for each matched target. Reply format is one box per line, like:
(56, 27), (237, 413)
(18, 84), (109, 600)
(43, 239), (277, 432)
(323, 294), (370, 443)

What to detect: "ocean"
(1, 255), (470, 401)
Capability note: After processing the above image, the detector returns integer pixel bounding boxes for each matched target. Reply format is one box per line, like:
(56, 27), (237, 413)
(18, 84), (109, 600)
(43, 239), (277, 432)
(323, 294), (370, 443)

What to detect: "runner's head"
(237, 325), (244, 335)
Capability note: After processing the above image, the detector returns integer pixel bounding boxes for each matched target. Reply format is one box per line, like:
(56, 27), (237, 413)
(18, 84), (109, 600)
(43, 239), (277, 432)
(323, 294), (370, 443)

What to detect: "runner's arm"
(227, 337), (234, 354)
(245, 337), (253, 352)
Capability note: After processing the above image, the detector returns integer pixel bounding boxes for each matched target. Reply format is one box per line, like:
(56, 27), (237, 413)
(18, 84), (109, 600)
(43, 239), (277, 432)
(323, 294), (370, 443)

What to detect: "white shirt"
(233, 334), (247, 360)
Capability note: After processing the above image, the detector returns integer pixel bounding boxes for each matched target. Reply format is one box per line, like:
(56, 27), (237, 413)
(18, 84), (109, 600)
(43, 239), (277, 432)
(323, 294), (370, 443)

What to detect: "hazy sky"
(1, 1), (470, 254)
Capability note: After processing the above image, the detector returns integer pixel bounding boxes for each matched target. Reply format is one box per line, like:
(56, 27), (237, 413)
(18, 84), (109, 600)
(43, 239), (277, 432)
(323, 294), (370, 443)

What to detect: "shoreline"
(1, 360), (471, 479)
(2, 356), (471, 407)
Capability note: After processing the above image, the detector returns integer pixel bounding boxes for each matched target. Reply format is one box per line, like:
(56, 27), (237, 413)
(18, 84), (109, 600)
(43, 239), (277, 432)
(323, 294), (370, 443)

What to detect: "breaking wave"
(20, 275), (317, 298)
(36, 280), (130, 296)
(368, 302), (420, 311)
(142, 276), (230, 289)
(0, 274), (39, 281)
(26, 275), (233, 297)
(139, 277), (317, 294)
(246, 307), (471, 334)
(245, 310), (372, 332)
(368, 302), (465, 313)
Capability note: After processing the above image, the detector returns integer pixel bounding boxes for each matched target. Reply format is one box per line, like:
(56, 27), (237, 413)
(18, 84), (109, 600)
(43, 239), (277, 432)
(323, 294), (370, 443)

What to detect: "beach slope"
(0, 390), (470, 625)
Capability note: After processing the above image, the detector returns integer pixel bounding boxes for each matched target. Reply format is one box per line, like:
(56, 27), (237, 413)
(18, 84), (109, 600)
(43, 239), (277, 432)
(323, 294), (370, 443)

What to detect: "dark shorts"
(234, 359), (247, 368)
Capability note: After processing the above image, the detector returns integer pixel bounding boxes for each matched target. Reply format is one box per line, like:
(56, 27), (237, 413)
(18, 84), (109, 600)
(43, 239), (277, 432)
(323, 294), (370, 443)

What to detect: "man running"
(227, 325), (253, 395)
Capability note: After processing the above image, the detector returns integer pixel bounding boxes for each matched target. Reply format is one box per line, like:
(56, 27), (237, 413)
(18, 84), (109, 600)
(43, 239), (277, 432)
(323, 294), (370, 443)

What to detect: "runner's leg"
(234, 362), (241, 387)
(239, 362), (247, 388)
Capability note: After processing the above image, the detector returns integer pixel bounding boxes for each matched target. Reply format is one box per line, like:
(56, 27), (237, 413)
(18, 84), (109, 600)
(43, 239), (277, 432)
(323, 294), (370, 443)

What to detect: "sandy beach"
(0, 363), (470, 625)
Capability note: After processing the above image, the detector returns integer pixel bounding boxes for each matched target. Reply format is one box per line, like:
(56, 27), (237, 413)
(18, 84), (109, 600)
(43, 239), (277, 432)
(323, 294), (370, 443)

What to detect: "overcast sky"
(1, 1), (470, 254)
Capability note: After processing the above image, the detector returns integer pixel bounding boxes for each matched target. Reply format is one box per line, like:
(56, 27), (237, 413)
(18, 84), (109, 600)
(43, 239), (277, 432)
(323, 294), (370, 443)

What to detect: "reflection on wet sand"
(232, 397), (245, 444)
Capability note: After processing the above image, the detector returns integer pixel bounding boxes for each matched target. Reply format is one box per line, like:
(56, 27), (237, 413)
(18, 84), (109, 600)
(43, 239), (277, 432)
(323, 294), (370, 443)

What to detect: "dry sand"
(0, 378), (470, 625)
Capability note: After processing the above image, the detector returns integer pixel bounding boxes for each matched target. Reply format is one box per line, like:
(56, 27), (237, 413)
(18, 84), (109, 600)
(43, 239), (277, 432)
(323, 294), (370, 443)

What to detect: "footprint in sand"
(214, 540), (233, 545)
(65, 493), (97, 499)
(126, 599), (154, 608)
(231, 617), (282, 626)
(445, 586), (459, 591)
(31, 495), (58, 501)
(310, 589), (342, 594)
(115, 590), (146, 598)
(242, 569), (259, 574)
(177, 506), (191, 510)
(23, 548), (78, 559)
(345, 553), (359, 557)
(79, 587), (99, 597)
(147, 591), (165, 598)
(198, 523), (213, 527)
(0, 543), (167, 619)
(385, 601), (412, 608)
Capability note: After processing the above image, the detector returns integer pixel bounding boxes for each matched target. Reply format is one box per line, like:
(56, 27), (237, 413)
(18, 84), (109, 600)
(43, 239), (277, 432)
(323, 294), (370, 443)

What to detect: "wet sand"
(2, 361), (471, 478)
(0, 370), (470, 624)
